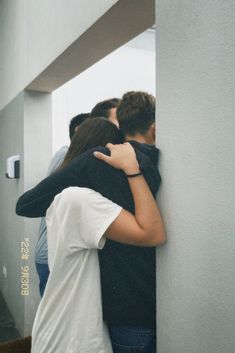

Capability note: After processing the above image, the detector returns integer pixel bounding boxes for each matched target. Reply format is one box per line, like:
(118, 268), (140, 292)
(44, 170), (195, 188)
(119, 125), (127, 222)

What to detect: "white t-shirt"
(32, 187), (122, 353)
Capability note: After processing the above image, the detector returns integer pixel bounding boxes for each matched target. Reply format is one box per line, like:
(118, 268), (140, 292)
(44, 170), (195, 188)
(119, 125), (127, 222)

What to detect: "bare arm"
(94, 143), (166, 247)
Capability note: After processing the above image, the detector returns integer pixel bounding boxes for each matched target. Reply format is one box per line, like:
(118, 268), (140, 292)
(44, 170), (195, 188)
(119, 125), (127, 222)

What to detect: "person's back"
(35, 113), (89, 296)
(98, 91), (159, 352)
(97, 145), (159, 328)
(32, 187), (119, 353)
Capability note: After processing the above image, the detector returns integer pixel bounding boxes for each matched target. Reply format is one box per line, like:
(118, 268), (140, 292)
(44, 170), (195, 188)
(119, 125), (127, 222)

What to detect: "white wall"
(0, 92), (52, 335)
(52, 31), (155, 152)
(156, 1), (235, 352)
(0, 0), (118, 111)
(0, 93), (25, 334)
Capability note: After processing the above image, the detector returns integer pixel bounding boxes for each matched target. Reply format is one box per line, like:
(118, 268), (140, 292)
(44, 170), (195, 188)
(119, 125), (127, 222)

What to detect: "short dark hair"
(61, 117), (123, 169)
(69, 113), (90, 140)
(117, 91), (155, 136)
(90, 98), (120, 119)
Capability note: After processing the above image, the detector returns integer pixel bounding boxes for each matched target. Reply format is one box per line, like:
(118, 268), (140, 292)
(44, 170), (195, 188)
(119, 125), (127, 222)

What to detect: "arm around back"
(105, 205), (165, 247)
(15, 148), (97, 218)
(94, 143), (166, 247)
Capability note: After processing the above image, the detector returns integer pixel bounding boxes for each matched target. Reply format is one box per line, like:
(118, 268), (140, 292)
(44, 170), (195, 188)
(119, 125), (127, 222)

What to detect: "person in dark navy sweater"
(16, 92), (164, 353)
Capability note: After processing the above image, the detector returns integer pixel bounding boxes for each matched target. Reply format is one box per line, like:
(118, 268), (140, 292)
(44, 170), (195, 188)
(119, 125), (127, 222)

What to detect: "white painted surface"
(0, 92), (52, 335)
(156, 1), (235, 352)
(52, 34), (155, 152)
(0, 93), (25, 335)
(0, 0), (118, 110)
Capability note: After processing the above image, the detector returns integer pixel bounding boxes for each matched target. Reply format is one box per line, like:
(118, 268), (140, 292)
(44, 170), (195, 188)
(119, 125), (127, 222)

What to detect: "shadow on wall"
(0, 292), (20, 343)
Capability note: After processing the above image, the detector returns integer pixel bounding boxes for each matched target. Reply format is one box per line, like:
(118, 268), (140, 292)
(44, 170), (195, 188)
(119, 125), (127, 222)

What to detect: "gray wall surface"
(0, 93), (25, 334)
(0, 0), (118, 110)
(156, 1), (235, 352)
(23, 92), (52, 335)
(0, 92), (52, 335)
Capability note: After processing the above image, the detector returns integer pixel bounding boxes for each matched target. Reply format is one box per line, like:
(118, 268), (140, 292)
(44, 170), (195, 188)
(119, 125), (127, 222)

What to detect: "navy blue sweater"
(16, 142), (161, 328)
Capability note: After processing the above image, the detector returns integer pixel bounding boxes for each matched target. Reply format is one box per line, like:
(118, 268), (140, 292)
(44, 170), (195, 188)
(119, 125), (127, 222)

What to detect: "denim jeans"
(35, 263), (50, 297)
(108, 325), (156, 353)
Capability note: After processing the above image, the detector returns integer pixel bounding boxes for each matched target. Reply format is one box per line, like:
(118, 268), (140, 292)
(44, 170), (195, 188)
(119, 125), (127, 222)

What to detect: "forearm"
(127, 175), (166, 245)
(94, 143), (165, 246)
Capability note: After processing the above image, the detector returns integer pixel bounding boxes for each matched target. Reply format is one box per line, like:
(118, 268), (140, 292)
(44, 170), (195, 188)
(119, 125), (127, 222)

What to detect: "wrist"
(125, 171), (142, 178)
(123, 165), (140, 175)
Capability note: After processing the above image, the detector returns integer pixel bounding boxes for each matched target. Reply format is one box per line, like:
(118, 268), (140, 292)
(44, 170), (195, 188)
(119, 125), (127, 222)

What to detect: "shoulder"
(57, 186), (88, 202)
(47, 187), (86, 216)
(67, 146), (111, 173)
(52, 146), (68, 161)
(129, 141), (160, 166)
(48, 146), (68, 174)
(56, 186), (103, 205)
(50, 187), (117, 220)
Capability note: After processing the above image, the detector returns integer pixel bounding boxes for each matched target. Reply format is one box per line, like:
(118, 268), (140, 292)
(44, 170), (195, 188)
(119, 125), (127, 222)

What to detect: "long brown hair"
(60, 117), (123, 169)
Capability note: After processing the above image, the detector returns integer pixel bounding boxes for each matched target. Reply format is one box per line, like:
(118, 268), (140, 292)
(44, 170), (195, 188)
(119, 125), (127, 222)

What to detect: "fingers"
(93, 151), (111, 163)
(106, 142), (130, 149)
(106, 143), (115, 150)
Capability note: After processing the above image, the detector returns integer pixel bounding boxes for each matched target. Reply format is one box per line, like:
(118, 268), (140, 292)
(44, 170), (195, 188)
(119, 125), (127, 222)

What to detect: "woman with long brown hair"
(59, 117), (124, 169)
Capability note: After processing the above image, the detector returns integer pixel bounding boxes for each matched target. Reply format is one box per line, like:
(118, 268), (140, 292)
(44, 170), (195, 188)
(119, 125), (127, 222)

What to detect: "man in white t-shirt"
(32, 187), (122, 353)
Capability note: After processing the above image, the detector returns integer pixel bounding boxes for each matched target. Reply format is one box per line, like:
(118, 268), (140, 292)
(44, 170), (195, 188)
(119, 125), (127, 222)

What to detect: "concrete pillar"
(156, 1), (235, 352)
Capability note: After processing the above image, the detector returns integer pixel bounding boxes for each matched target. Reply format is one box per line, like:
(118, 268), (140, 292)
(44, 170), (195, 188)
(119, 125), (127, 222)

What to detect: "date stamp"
(21, 238), (30, 295)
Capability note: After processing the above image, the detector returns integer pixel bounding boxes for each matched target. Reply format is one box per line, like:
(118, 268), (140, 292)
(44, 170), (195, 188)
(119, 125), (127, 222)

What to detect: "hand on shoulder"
(94, 143), (140, 175)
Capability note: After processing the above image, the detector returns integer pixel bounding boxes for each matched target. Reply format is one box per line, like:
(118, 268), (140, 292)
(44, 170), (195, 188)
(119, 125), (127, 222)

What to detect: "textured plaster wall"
(156, 1), (235, 352)
(0, 92), (52, 335)
(0, 93), (25, 335)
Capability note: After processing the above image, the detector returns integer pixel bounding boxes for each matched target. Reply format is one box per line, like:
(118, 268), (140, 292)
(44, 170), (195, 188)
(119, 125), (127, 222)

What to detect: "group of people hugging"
(16, 91), (166, 353)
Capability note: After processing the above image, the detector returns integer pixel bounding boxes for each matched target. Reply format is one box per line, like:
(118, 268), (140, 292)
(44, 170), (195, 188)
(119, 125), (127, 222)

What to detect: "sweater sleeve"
(15, 148), (106, 218)
(15, 146), (161, 218)
(15, 174), (68, 218)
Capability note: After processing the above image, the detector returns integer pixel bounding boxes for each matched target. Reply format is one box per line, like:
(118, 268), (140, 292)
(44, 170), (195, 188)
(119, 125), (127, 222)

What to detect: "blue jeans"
(108, 325), (156, 353)
(35, 263), (50, 297)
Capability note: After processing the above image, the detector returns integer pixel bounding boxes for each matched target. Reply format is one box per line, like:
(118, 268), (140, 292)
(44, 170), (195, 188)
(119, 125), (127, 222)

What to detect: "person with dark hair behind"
(117, 91), (155, 144)
(35, 112), (89, 297)
(69, 113), (90, 140)
(90, 98), (120, 127)
(61, 117), (123, 169)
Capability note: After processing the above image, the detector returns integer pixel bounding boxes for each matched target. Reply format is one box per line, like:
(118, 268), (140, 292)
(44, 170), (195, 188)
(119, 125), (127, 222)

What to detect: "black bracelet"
(125, 172), (143, 178)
